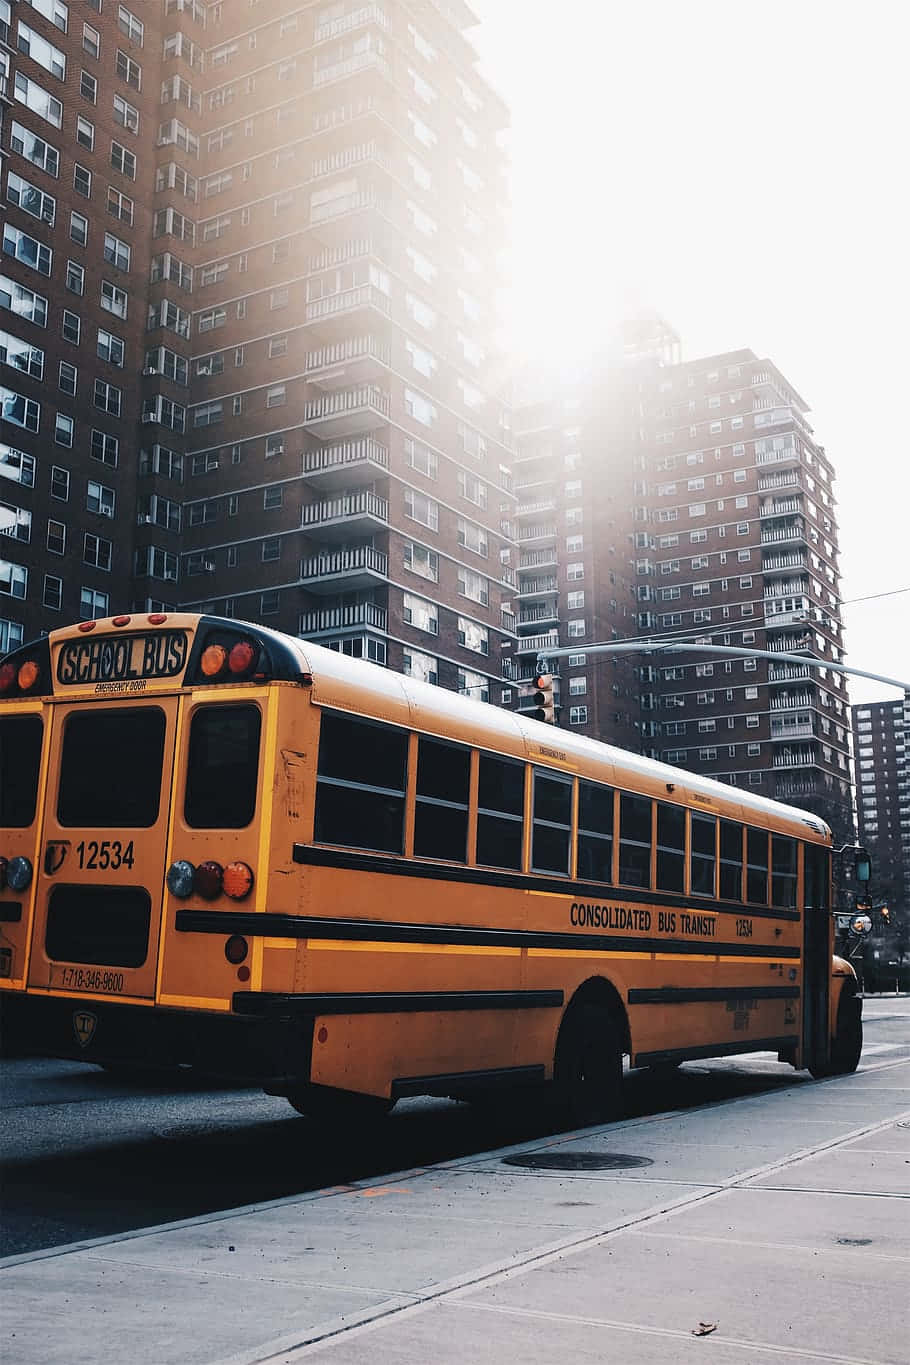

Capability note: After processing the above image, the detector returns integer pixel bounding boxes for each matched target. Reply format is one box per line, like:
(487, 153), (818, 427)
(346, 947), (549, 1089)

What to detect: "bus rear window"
(0, 715), (43, 828)
(185, 704), (261, 829)
(58, 709), (166, 828)
(314, 711), (406, 854)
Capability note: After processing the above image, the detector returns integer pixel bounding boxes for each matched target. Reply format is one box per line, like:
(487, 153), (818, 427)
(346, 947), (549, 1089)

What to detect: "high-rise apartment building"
(512, 324), (853, 842)
(852, 697), (910, 916)
(2, 0), (517, 704)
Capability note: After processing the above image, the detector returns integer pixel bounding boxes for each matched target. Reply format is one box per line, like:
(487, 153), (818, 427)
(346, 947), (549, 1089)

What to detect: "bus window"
(476, 754), (523, 870)
(719, 820), (743, 900)
(531, 770), (572, 874)
(804, 843), (830, 909)
(746, 828), (769, 905)
(577, 781), (613, 883)
(414, 737), (469, 862)
(0, 715), (43, 827)
(656, 802), (685, 893)
(691, 813), (717, 897)
(58, 709), (166, 828)
(185, 704), (261, 829)
(619, 793), (651, 888)
(314, 711), (406, 854)
(772, 835), (798, 909)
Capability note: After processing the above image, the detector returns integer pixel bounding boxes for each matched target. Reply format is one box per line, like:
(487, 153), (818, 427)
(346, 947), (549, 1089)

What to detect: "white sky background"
(469, 0), (910, 704)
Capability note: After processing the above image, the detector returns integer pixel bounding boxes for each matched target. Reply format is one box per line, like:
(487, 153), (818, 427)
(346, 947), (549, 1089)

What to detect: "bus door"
(26, 698), (179, 1002)
(0, 702), (49, 990)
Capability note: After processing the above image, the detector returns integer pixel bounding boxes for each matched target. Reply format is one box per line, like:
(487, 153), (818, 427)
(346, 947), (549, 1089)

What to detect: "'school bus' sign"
(56, 632), (188, 687)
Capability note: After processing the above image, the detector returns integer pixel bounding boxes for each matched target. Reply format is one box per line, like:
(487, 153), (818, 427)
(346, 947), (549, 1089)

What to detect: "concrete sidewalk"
(3, 1057), (909, 1365)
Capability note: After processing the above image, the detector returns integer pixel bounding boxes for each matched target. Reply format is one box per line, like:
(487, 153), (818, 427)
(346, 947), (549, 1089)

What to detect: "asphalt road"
(2, 996), (908, 1259)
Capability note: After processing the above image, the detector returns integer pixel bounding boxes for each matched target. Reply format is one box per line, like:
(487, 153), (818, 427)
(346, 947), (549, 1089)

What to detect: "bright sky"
(470, 0), (910, 705)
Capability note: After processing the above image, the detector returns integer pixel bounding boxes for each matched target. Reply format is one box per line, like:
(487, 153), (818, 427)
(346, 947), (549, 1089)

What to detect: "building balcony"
(302, 436), (389, 489)
(762, 552), (807, 573)
(307, 238), (374, 274)
(517, 576), (558, 599)
(302, 385), (390, 437)
(515, 498), (556, 519)
(774, 777), (820, 800)
(305, 335), (390, 387)
(767, 634), (812, 653)
(518, 606), (559, 629)
(519, 549), (558, 569)
(764, 580), (809, 598)
(299, 545), (388, 593)
(299, 601), (388, 636)
(760, 496), (802, 518)
(764, 608), (809, 629)
(770, 693), (815, 709)
(760, 520), (805, 545)
(312, 48), (390, 91)
(772, 748), (818, 768)
(768, 664), (813, 683)
(313, 3), (390, 44)
(308, 189), (394, 244)
(312, 140), (392, 182)
(301, 489), (388, 540)
(517, 523), (558, 544)
(755, 443), (800, 469)
(516, 630), (560, 656)
(770, 722), (815, 741)
(758, 472), (801, 493)
(305, 284), (392, 331)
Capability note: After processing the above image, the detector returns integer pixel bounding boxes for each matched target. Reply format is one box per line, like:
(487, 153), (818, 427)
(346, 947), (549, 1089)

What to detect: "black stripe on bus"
(0, 903), (22, 923)
(628, 986), (800, 1006)
(291, 843), (802, 922)
(392, 1064), (547, 1099)
(635, 1035), (799, 1067)
(231, 989), (564, 1017)
(175, 909), (801, 960)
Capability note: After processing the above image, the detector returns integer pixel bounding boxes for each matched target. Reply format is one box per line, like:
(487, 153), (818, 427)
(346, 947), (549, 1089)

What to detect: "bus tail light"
(193, 860), (223, 899)
(6, 856), (32, 892)
(17, 660), (41, 692)
(166, 860), (195, 898)
(225, 935), (248, 964)
(200, 644), (228, 679)
(0, 663), (15, 695)
(228, 640), (256, 676)
(223, 861), (254, 900)
(0, 857), (7, 890)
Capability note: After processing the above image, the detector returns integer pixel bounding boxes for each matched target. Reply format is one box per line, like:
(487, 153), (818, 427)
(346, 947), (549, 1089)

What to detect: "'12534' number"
(76, 839), (135, 870)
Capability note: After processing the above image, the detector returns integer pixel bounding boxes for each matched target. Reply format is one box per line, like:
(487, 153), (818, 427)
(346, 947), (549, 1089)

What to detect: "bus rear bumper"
(0, 990), (315, 1085)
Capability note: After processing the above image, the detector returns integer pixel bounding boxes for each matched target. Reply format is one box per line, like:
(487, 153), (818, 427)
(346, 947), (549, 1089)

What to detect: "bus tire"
(809, 987), (862, 1078)
(284, 1084), (393, 1124)
(553, 1002), (624, 1127)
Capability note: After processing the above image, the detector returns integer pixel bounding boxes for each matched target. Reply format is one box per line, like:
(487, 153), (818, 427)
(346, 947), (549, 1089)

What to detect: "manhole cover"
(502, 1151), (653, 1171)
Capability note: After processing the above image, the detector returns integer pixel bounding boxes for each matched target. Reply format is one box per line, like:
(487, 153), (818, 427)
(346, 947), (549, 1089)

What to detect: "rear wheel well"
(560, 976), (630, 1056)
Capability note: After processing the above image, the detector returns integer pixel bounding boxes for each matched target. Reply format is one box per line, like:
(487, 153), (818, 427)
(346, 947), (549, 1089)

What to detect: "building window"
(58, 362), (77, 395)
(43, 574), (62, 610)
(80, 586), (109, 620)
(54, 412), (74, 447)
(457, 567), (488, 606)
(569, 706), (588, 725)
(403, 593), (438, 635)
(46, 520), (66, 556)
(403, 542), (438, 582)
(65, 260), (84, 294)
(82, 24), (100, 58)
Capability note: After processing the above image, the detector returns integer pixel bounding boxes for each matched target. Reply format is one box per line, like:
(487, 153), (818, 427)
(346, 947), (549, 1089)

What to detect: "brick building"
(2, 0), (517, 704)
(853, 697), (910, 919)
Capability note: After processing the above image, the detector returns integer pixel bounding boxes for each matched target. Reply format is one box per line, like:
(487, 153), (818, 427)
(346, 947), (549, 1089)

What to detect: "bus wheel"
(284, 1084), (393, 1124)
(553, 1002), (624, 1127)
(809, 987), (863, 1078)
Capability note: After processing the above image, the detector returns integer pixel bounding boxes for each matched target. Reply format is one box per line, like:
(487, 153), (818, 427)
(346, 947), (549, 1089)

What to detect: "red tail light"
(228, 640), (256, 675)
(0, 664), (15, 695)
(193, 860), (223, 899)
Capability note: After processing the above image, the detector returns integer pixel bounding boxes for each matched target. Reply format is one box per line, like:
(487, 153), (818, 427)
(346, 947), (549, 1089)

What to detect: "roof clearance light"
(194, 860), (224, 900)
(17, 660), (40, 692)
(228, 640), (256, 675)
(0, 663), (16, 695)
(200, 643), (228, 678)
(78, 621), (97, 633)
(148, 614), (168, 625)
(112, 616), (131, 628)
(222, 861), (254, 900)
(166, 860), (195, 898)
(7, 856), (33, 892)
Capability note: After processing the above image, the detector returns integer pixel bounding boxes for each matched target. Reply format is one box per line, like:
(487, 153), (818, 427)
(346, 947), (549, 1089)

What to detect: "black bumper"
(0, 990), (314, 1084)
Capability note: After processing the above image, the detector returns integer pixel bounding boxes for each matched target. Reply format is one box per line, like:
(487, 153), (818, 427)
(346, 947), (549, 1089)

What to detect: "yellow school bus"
(0, 613), (862, 1123)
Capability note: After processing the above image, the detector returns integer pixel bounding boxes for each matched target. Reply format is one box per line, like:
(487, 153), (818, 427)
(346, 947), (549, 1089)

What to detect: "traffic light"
(532, 672), (556, 723)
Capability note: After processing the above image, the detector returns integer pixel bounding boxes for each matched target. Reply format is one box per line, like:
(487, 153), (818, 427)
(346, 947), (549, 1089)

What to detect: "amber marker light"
(228, 640), (256, 675)
(223, 861), (254, 900)
(17, 660), (40, 692)
(200, 643), (228, 678)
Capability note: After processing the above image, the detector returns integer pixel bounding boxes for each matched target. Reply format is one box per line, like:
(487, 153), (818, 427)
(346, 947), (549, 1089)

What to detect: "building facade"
(853, 697), (910, 920)
(2, 0), (517, 704)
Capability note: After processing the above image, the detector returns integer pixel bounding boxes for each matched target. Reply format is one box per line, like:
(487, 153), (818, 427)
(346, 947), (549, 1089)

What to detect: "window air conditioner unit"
(141, 413), (157, 423)
(138, 514), (153, 525)
(143, 366), (158, 375)
(203, 560), (216, 572)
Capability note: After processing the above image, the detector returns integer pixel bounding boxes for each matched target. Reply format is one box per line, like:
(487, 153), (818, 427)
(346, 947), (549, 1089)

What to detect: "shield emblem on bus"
(73, 1011), (97, 1048)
